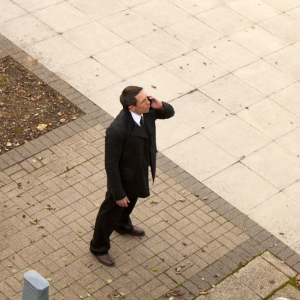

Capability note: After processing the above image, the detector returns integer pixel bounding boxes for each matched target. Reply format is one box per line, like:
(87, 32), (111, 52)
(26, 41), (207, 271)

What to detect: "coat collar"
(123, 108), (148, 139)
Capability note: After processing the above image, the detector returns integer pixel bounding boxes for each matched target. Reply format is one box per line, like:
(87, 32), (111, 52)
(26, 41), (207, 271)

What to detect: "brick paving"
(1, 34), (300, 300)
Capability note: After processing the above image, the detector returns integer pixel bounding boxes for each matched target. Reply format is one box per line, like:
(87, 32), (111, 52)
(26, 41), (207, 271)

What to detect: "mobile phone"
(147, 96), (153, 103)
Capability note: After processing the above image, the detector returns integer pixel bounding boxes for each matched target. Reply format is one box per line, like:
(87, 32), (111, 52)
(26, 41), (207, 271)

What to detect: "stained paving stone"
(234, 256), (289, 298)
(197, 275), (261, 300)
(268, 284), (300, 300)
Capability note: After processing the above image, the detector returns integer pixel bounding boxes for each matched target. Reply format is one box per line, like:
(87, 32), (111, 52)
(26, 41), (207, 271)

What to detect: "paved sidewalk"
(1, 0), (300, 254)
(1, 0), (300, 299)
(1, 35), (300, 299)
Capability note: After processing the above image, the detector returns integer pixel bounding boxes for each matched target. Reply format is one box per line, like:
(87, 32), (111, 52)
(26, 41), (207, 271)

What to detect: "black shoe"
(95, 253), (115, 267)
(128, 226), (145, 236)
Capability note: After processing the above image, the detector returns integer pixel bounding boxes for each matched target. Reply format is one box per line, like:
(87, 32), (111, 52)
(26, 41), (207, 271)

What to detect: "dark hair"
(120, 86), (143, 108)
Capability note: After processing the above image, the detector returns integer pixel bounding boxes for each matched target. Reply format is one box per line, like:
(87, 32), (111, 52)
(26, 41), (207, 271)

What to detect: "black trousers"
(90, 189), (138, 255)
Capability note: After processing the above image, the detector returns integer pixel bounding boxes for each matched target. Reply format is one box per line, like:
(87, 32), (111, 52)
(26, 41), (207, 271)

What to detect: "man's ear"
(128, 105), (135, 113)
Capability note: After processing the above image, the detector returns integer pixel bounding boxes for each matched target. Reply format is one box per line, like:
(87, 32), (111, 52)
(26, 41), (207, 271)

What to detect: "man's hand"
(116, 196), (130, 207)
(148, 96), (163, 109)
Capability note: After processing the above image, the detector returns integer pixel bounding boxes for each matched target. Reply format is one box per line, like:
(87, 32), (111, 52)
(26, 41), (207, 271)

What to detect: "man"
(90, 86), (175, 266)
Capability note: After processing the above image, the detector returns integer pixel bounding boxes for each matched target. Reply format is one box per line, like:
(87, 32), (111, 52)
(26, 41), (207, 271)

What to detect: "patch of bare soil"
(0, 56), (84, 155)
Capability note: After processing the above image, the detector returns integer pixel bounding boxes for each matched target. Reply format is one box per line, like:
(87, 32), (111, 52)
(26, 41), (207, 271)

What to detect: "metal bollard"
(22, 270), (49, 300)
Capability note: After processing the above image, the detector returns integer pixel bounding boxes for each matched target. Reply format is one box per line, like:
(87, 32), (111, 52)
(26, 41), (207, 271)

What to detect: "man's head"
(120, 86), (151, 115)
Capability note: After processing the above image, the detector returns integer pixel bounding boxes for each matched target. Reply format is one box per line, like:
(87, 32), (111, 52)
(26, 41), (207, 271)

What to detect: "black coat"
(105, 102), (175, 200)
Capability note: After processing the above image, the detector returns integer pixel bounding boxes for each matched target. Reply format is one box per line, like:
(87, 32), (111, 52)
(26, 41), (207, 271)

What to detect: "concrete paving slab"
(200, 74), (264, 112)
(33, 2), (90, 33)
(248, 193), (300, 246)
(11, 0), (63, 13)
(196, 275), (261, 300)
(242, 142), (300, 190)
(69, 0), (127, 20)
(88, 82), (133, 118)
(234, 256), (289, 298)
(125, 65), (194, 102)
(169, 0), (221, 15)
(276, 127), (300, 158)
(199, 38), (259, 72)
(286, 6), (300, 21)
(196, 5), (253, 35)
(25, 35), (88, 72)
(233, 60), (296, 96)
(56, 58), (122, 96)
(203, 163), (279, 213)
(99, 9), (158, 41)
(132, 0), (190, 27)
(163, 134), (236, 182)
(237, 98), (300, 140)
(0, 14), (56, 48)
(62, 21), (124, 56)
(264, 46), (300, 80)
(283, 179), (300, 204)
(93, 43), (158, 79)
(170, 90), (228, 131)
(227, 0), (281, 23)
(156, 118), (198, 151)
(131, 29), (192, 64)
(0, 0), (27, 23)
(260, 14), (300, 44)
(263, 0), (300, 11)
(165, 17), (224, 49)
(269, 284), (300, 300)
(262, 251), (297, 278)
(201, 115), (272, 159)
(163, 50), (228, 87)
(230, 25), (288, 57)
(270, 82), (300, 118)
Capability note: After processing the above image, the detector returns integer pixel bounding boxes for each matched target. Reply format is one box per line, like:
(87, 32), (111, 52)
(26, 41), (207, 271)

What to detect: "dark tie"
(141, 116), (146, 131)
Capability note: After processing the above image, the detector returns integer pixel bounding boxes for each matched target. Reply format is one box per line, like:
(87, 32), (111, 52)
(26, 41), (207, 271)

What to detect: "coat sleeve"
(105, 126), (127, 201)
(154, 101), (175, 120)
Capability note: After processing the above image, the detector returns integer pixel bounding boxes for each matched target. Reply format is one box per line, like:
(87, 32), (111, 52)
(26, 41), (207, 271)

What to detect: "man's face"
(129, 90), (151, 115)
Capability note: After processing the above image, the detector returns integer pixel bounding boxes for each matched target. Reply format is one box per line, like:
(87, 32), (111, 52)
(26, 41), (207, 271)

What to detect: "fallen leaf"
(199, 291), (209, 295)
(36, 124), (47, 131)
(45, 204), (54, 210)
(77, 229), (82, 233)
(269, 280), (275, 284)
(30, 219), (38, 225)
(151, 266), (158, 271)
(296, 274), (300, 287)
(151, 85), (156, 89)
(179, 198), (185, 202)
(202, 196), (208, 200)
(107, 279), (113, 284)
(94, 203), (100, 207)
(12, 269), (17, 273)
(62, 258), (67, 262)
